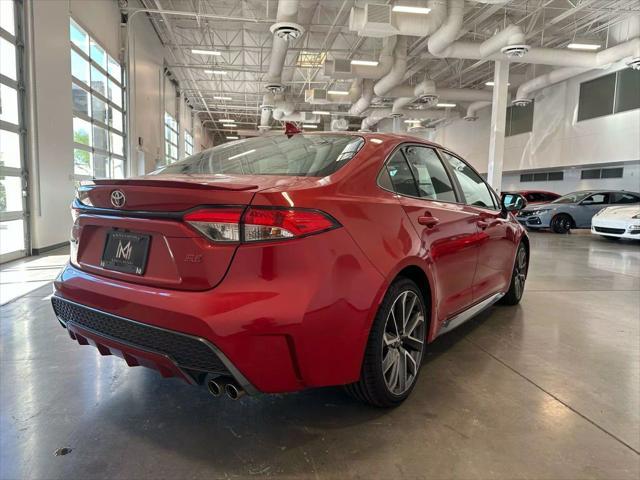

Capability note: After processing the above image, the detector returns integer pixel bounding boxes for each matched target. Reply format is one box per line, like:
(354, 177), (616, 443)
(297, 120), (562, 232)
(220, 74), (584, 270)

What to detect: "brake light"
(184, 207), (243, 242)
(183, 207), (338, 243)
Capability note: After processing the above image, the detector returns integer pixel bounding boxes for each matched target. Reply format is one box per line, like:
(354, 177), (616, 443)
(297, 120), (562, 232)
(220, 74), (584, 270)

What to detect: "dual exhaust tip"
(207, 378), (245, 400)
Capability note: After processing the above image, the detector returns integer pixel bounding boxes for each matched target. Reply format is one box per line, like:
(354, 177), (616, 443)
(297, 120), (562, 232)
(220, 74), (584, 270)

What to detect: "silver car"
(516, 190), (640, 233)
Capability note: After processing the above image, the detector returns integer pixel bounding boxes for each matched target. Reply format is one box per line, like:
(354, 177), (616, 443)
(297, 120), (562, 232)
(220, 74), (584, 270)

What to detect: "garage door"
(0, 0), (28, 264)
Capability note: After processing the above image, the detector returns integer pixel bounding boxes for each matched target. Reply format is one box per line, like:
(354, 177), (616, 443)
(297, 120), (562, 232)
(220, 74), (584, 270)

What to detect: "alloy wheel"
(382, 291), (426, 395)
(513, 247), (528, 299)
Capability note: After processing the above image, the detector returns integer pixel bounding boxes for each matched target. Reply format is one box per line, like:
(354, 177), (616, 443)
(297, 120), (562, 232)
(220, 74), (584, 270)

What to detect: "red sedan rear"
(52, 133), (529, 407)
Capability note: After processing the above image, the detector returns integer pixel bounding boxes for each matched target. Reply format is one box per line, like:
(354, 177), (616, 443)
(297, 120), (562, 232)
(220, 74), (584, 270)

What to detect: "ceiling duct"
(305, 89), (329, 104)
(349, 3), (398, 37)
(374, 36), (408, 96)
(326, 36), (397, 80)
(265, 0), (304, 93)
(463, 101), (491, 121)
(361, 107), (453, 130)
(350, 0), (446, 38)
(349, 79), (375, 115)
(259, 93), (276, 130)
(331, 118), (350, 131)
(512, 67), (587, 107)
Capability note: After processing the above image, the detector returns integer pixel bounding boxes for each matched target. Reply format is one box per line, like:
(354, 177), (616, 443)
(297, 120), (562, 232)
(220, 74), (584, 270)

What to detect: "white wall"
(432, 62), (640, 180)
(501, 163), (640, 195)
(27, 0), (212, 250)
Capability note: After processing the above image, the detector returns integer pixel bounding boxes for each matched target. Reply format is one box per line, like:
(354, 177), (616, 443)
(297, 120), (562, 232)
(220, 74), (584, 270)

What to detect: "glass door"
(0, 0), (28, 263)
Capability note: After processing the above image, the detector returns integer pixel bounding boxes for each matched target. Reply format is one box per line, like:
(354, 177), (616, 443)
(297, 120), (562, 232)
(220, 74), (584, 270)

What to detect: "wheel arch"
(394, 264), (434, 340)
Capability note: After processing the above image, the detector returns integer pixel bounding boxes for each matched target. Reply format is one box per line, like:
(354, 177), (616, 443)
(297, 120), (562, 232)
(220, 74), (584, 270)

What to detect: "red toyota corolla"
(52, 132), (529, 407)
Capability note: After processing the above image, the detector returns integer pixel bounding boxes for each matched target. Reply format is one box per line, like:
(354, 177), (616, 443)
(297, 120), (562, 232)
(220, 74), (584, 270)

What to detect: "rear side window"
(441, 151), (498, 210)
(612, 192), (640, 204)
(402, 146), (457, 202)
(152, 134), (364, 177)
(385, 151), (419, 197)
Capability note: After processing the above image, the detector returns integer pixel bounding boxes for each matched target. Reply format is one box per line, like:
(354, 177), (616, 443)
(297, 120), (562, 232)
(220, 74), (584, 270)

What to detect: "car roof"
(303, 131), (445, 149)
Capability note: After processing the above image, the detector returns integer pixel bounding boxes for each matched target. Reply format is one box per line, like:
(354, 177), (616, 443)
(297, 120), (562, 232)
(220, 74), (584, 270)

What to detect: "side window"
(612, 192), (640, 204)
(402, 146), (457, 202)
(441, 151), (498, 210)
(385, 150), (419, 197)
(581, 193), (609, 205)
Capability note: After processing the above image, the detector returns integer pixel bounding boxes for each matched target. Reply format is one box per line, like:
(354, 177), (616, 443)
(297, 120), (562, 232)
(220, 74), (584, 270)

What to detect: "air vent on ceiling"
(360, 4), (398, 37)
(323, 59), (353, 79)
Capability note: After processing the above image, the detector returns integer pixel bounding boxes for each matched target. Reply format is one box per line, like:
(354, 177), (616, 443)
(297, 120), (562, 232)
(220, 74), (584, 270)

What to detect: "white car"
(591, 205), (640, 240)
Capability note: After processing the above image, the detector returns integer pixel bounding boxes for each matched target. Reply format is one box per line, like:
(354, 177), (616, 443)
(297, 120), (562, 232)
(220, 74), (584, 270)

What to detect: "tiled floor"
(0, 232), (638, 479)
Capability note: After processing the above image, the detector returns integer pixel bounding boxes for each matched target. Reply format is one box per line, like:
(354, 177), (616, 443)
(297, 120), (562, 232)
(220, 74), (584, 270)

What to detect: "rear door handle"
(418, 216), (439, 228)
(477, 220), (489, 229)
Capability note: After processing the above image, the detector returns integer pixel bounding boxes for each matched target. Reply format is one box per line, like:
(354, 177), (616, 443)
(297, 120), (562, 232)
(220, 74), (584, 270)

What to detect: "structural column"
(487, 60), (510, 192)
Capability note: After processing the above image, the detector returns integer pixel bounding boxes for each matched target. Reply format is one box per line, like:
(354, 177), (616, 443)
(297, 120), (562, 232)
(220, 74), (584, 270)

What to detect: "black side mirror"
(502, 193), (526, 212)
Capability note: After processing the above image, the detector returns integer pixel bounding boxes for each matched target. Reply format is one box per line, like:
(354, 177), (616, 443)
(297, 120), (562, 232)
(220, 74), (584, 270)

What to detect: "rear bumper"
(53, 228), (386, 393)
(52, 296), (258, 392)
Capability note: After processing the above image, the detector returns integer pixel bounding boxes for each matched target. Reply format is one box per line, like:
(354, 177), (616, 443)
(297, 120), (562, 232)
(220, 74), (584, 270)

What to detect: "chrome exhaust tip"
(207, 379), (223, 397)
(225, 382), (245, 400)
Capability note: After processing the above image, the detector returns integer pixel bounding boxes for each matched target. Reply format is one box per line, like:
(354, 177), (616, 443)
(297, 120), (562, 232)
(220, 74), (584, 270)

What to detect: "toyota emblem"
(110, 190), (126, 208)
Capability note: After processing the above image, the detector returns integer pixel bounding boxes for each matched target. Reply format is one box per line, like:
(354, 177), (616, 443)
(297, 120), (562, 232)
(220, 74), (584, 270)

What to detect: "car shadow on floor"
(83, 304), (521, 475)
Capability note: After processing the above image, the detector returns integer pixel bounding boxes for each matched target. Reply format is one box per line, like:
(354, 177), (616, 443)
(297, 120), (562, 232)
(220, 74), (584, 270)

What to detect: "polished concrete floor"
(1, 232), (639, 479)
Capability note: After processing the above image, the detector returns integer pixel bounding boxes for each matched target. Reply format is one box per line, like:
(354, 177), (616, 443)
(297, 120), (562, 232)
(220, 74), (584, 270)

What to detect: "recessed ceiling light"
(404, 119), (421, 124)
(213, 96), (232, 101)
(303, 124), (318, 129)
(485, 81), (511, 86)
(222, 123), (236, 127)
(312, 110), (331, 115)
(350, 59), (379, 67)
(392, 5), (432, 14)
(567, 42), (601, 51)
(205, 70), (226, 75)
(192, 49), (221, 56)
(327, 90), (350, 96)
(226, 136), (239, 140)
(437, 103), (457, 108)
(219, 119), (235, 123)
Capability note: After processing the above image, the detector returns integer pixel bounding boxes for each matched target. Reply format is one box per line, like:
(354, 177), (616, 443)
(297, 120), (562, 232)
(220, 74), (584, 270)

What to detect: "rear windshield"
(153, 134), (364, 177)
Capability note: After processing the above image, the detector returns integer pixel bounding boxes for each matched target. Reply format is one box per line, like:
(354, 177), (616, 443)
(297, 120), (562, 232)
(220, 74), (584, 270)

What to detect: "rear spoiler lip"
(89, 178), (259, 191)
(72, 199), (247, 220)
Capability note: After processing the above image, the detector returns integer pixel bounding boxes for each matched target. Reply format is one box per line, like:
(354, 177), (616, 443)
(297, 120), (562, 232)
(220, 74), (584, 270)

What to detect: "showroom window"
(520, 171), (564, 182)
(580, 167), (623, 180)
(506, 101), (534, 137)
(164, 113), (179, 163)
(70, 19), (125, 181)
(185, 130), (194, 157)
(578, 68), (640, 121)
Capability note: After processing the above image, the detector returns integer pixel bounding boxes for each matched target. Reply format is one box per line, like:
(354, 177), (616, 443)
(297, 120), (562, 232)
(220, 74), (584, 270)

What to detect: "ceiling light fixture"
(228, 149), (256, 161)
(213, 96), (232, 101)
(205, 70), (226, 75)
(302, 124), (318, 129)
(312, 110), (331, 115)
(219, 119), (235, 123)
(392, 5), (432, 14)
(222, 123), (236, 127)
(437, 103), (457, 108)
(350, 59), (379, 67)
(191, 49), (221, 56)
(327, 90), (350, 96)
(485, 81), (511, 87)
(567, 42), (601, 51)
(226, 136), (239, 140)
(404, 119), (421, 124)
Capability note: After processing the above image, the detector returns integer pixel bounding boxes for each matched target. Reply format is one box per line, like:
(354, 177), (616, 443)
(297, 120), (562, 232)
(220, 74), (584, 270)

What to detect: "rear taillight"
(184, 207), (243, 243)
(184, 207), (339, 243)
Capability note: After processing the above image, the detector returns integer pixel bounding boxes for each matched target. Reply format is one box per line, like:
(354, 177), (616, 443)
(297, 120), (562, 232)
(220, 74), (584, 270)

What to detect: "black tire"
(551, 214), (573, 234)
(345, 278), (427, 408)
(500, 243), (528, 306)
